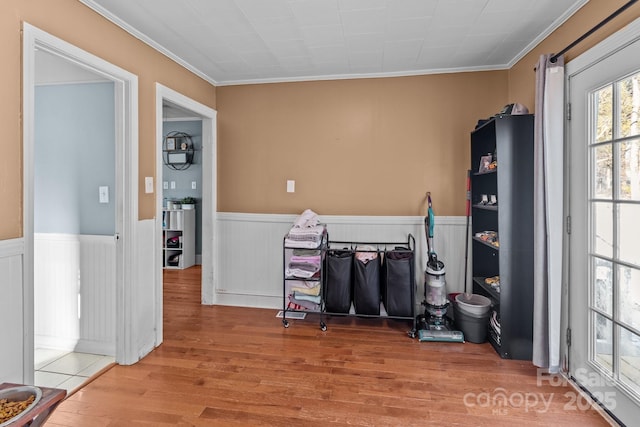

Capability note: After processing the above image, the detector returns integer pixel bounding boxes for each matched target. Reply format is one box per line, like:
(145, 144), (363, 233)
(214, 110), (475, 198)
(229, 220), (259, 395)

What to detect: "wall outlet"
(163, 181), (169, 190)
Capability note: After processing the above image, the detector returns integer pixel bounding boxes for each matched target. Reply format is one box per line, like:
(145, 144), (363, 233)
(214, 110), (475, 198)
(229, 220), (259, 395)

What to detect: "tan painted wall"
(509, 0), (640, 109)
(0, 0), (216, 239)
(217, 72), (508, 217)
(4, 0), (638, 237)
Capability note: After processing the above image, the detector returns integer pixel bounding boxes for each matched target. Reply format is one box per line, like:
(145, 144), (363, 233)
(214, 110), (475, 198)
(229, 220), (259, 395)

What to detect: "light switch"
(191, 181), (197, 190)
(287, 180), (295, 193)
(145, 177), (154, 193)
(170, 181), (176, 189)
(163, 181), (169, 190)
(99, 186), (109, 203)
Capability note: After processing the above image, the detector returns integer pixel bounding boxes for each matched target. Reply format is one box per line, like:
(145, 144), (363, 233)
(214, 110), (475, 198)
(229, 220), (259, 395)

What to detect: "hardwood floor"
(47, 266), (614, 426)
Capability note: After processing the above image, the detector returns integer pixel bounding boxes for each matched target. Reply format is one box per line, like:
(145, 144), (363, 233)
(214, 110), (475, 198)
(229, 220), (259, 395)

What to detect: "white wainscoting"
(214, 213), (469, 309)
(34, 233), (116, 356)
(135, 219), (157, 361)
(0, 239), (25, 383)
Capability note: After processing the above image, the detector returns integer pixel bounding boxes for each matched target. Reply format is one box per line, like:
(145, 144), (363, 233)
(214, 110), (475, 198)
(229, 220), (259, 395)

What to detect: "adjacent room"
(1, 0), (639, 425)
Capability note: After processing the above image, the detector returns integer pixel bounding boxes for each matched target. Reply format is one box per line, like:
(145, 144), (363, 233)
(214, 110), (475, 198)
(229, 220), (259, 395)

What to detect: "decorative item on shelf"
(181, 197), (196, 210)
(478, 154), (493, 173)
(485, 275), (501, 293)
(478, 194), (497, 206)
(166, 236), (180, 248)
(475, 230), (499, 248)
(163, 131), (195, 171)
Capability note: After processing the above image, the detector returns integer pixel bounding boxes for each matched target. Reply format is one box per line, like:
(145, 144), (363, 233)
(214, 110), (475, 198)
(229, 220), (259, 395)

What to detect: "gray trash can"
(453, 302), (490, 343)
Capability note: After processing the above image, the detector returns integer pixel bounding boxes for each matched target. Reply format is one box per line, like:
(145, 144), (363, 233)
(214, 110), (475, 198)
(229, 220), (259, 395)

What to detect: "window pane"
(619, 139), (640, 200)
(618, 73), (640, 138)
(594, 144), (613, 198)
(619, 327), (640, 395)
(619, 264), (640, 330)
(594, 258), (613, 315)
(595, 85), (613, 143)
(594, 312), (613, 374)
(619, 203), (640, 266)
(593, 202), (613, 258)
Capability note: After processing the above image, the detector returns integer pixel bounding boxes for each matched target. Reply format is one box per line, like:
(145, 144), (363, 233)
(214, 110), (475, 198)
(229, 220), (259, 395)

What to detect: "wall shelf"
(162, 208), (195, 269)
(163, 131), (195, 170)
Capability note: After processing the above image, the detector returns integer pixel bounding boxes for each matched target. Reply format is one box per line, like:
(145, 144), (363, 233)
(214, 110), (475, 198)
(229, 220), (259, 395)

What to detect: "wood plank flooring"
(46, 266), (614, 426)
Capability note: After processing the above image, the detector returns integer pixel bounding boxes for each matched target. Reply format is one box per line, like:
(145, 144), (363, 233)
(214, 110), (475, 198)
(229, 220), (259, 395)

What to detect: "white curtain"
(533, 54), (565, 372)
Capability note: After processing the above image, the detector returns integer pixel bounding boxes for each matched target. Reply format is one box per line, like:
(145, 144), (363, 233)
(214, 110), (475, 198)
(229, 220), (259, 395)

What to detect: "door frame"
(154, 84), (217, 342)
(22, 23), (139, 378)
(565, 16), (640, 425)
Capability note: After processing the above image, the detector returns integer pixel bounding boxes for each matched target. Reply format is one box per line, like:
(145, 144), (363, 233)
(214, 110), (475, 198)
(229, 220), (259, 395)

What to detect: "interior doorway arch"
(22, 23), (140, 382)
(154, 84), (218, 343)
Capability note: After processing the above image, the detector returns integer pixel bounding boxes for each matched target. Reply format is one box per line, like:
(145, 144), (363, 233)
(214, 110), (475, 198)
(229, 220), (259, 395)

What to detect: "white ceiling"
(81, 0), (587, 86)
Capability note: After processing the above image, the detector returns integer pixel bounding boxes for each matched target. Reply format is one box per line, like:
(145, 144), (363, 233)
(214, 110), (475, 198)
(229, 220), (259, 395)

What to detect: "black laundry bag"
(382, 248), (414, 317)
(325, 250), (353, 313)
(353, 254), (381, 315)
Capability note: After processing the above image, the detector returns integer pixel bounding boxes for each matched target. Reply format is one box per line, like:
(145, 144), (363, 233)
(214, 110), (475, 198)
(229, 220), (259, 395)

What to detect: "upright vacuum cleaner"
(417, 193), (465, 343)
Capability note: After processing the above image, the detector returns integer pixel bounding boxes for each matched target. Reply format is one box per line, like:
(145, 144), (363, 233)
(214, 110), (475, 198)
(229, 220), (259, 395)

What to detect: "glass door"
(568, 32), (640, 425)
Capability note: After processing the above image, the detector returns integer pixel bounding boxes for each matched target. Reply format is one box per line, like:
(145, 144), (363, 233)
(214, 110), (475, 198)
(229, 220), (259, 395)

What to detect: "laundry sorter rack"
(323, 234), (417, 335)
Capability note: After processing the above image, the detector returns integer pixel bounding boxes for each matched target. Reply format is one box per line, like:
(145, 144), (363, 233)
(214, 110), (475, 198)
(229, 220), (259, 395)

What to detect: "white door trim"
(155, 84), (218, 342)
(567, 17), (640, 77)
(22, 23), (140, 374)
(565, 16), (640, 426)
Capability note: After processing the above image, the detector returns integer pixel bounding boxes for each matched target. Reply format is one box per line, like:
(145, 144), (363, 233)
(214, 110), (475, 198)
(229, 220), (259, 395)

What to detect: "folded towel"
(290, 255), (321, 266)
(288, 295), (320, 311)
(286, 267), (319, 279)
(285, 238), (322, 249)
(293, 292), (321, 304)
(292, 284), (321, 296)
(287, 261), (319, 272)
(288, 225), (325, 238)
(292, 249), (321, 256)
(293, 209), (319, 228)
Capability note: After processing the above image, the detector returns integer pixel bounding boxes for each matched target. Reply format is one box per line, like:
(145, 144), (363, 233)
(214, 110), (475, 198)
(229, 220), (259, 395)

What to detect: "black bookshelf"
(470, 114), (534, 360)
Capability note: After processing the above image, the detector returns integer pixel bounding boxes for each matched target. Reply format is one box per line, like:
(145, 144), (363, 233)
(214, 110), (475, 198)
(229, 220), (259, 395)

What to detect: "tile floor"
(34, 349), (115, 394)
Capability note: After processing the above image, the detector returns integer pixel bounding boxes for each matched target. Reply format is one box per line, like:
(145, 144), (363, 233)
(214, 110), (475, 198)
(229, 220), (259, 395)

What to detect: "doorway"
(23, 23), (139, 383)
(155, 84), (217, 344)
(567, 18), (640, 425)
(32, 50), (117, 392)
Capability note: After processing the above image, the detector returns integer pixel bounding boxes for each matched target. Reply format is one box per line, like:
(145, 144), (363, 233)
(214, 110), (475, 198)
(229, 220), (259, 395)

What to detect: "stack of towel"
(285, 210), (325, 311)
(285, 209), (325, 249)
(287, 279), (321, 311)
(286, 249), (322, 311)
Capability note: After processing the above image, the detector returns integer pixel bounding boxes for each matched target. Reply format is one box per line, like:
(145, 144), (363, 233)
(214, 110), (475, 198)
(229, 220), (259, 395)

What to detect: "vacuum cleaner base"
(415, 314), (465, 343)
(417, 328), (464, 343)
